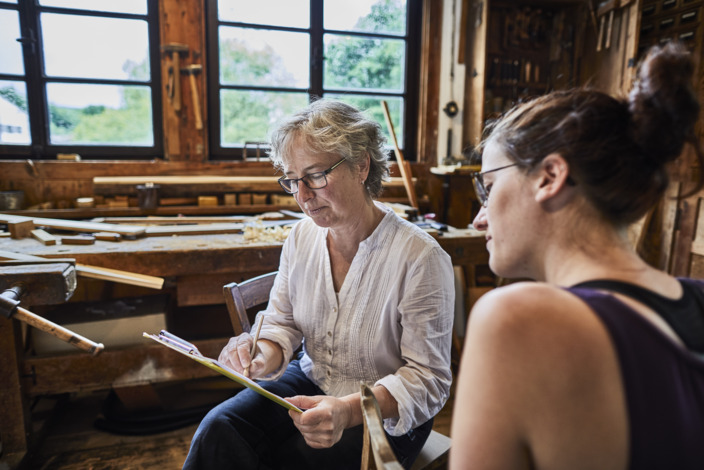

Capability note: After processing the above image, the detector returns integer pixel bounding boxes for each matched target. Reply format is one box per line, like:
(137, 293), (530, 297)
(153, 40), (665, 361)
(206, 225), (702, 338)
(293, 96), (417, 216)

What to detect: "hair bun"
(628, 42), (699, 164)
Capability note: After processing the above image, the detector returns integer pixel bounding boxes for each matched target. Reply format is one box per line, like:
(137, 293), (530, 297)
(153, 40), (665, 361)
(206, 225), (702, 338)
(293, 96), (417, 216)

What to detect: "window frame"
(206, 0), (422, 161)
(0, 0), (163, 159)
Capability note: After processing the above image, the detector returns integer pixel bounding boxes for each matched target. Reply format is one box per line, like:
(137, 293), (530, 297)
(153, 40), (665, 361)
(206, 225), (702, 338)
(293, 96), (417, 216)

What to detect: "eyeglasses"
(278, 157), (346, 194)
(471, 163), (519, 207)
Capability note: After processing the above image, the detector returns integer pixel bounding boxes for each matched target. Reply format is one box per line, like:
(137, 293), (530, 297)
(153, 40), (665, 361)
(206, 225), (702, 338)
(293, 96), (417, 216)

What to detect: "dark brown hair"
(483, 42), (701, 225)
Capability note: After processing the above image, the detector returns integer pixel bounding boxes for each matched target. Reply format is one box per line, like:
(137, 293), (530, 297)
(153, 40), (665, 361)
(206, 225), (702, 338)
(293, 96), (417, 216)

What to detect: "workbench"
(0, 226), (488, 465)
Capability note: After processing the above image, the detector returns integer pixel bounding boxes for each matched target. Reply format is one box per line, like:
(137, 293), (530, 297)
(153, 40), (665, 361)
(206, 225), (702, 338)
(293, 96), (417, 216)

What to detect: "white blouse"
(257, 202), (455, 435)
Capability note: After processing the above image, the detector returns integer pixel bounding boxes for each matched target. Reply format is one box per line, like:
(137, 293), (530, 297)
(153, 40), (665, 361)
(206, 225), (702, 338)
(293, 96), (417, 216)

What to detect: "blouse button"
(327, 331), (332, 337)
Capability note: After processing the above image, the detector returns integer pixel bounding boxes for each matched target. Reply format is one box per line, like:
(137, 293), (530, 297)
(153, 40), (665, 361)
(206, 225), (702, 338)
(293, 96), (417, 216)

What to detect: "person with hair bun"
(184, 99), (455, 470)
(450, 42), (704, 470)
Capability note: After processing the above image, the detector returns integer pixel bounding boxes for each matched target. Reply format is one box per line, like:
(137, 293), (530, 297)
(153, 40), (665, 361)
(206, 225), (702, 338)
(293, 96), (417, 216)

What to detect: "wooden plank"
(688, 198), (704, 257)
(93, 232), (122, 242)
(99, 216), (257, 224)
(74, 264), (163, 290)
(31, 229), (58, 246)
(658, 182), (681, 273)
(0, 213), (146, 238)
(144, 223), (244, 237)
(93, 175), (413, 197)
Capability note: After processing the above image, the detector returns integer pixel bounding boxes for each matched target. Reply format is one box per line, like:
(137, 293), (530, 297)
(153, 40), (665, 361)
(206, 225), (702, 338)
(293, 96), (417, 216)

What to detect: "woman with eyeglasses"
(450, 42), (704, 470)
(184, 99), (454, 469)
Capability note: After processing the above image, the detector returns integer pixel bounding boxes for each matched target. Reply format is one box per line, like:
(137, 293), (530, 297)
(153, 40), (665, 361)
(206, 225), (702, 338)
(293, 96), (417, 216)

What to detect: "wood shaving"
(243, 222), (292, 243)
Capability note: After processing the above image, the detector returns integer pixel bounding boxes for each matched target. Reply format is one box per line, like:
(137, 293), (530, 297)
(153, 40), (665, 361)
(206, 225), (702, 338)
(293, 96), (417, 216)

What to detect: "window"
(0, 0), (161, 159)
(207, 0), (421, 160)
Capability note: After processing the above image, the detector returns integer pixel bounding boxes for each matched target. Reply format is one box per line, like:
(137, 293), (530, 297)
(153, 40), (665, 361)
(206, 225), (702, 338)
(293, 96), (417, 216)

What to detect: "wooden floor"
(20, 378), (455, 470)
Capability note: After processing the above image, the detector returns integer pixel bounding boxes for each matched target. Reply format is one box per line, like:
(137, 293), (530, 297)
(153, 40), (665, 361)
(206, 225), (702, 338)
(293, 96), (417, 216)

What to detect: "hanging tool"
(1, 260), (104, 355)
(182, 64), (203, 130)
(160, 43), (189, 111)
(381, 101), (419, 210)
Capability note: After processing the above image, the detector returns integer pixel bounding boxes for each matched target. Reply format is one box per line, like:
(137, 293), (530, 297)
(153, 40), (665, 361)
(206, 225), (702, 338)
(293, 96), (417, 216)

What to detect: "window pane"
(39, 0), (147, 15)
(0, 9), (24, 75)
(0, 80), (31, 145)
(325, 93), (404, 146)
(47, 83), (153, 145)
(220, 27), (309, 88)
(218, 0), (309, 28)
(324, 0), (406, 35)
(221, 90), (308, 147)
(42, 14), (150, 81)
(324, 34), (405, 92)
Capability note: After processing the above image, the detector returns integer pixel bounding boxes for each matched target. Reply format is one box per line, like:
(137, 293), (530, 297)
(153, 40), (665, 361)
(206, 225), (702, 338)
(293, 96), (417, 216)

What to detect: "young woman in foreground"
(451, 42), (704, 470)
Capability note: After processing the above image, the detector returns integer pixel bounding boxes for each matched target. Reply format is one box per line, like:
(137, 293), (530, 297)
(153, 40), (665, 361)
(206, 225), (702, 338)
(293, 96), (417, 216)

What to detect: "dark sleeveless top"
(566, 279), (704, 470)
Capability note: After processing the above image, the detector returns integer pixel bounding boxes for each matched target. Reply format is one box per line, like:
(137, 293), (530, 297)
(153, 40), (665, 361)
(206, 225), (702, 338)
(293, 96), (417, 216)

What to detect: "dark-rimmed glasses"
(471, 163), (519, 207)
(278, 158), (347, 194)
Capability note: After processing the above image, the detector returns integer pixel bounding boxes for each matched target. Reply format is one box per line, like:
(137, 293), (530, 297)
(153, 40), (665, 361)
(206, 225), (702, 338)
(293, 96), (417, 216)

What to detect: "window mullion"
(18, 0), (49, 157)
(309, 0), (323, 98)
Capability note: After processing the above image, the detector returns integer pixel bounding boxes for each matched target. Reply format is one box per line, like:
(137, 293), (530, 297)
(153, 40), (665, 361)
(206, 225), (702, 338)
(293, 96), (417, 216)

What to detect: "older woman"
(450, 42), (704, 470)
(184, 99), (454, 470)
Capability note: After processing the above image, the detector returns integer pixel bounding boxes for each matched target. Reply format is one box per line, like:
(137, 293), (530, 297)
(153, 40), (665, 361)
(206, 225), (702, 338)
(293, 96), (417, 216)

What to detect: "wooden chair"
(360, 383), (451, 470)
(222, 272), (452, 470)
(361, 383), (404, 470)
(222, 271), (278, 335)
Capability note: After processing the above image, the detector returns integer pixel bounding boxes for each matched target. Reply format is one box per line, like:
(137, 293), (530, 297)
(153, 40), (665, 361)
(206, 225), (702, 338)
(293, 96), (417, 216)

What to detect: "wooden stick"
(381, 101), (419, 209)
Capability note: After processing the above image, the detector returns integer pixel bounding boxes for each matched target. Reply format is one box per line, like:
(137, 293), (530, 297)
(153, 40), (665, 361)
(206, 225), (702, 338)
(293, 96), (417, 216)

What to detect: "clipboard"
(143, 330), (302, 413)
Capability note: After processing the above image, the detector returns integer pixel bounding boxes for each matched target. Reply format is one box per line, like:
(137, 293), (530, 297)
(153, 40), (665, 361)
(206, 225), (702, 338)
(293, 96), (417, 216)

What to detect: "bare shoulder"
(468, 281), (596, 336)
(456, 281), (627, 470)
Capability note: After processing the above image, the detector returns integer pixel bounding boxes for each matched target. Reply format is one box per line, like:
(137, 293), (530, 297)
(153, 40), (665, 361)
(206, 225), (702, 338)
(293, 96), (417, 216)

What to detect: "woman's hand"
(286, 395), (355, 448)
(218, 335), (282, 379)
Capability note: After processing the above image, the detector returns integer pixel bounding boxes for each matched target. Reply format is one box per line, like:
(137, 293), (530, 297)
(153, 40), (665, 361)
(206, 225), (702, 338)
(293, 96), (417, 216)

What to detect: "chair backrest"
(223, 271), (278, 335)
(360, 383), (404, 470)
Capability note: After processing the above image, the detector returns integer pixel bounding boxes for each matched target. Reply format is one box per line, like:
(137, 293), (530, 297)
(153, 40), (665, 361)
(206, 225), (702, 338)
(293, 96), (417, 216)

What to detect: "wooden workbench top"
(0, 226), (487, 277)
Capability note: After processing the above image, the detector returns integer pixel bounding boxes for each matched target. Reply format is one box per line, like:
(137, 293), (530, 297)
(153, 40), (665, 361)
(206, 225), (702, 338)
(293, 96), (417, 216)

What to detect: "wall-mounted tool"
(161, 43), (189, 111)
(182, 64), (203, 130)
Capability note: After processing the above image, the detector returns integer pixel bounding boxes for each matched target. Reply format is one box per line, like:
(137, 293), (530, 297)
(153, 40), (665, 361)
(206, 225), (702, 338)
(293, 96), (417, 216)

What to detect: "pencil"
(245, 315), (264, 377)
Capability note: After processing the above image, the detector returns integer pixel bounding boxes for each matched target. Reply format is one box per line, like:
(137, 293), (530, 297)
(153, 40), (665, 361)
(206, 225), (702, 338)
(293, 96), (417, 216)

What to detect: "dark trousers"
(182, 358), (432, 470)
